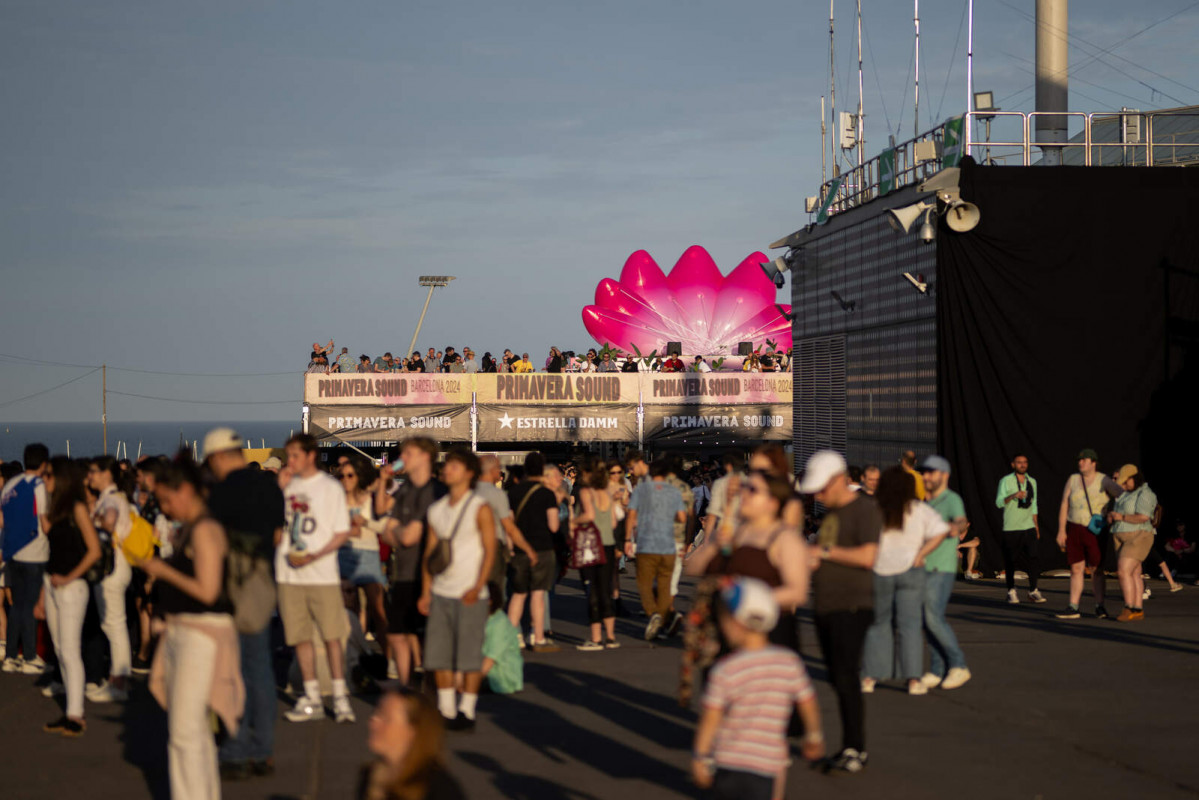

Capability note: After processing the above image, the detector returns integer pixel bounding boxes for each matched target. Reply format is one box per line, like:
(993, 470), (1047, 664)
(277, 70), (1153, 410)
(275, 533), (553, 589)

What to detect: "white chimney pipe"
(1035, 0), (1069, 165)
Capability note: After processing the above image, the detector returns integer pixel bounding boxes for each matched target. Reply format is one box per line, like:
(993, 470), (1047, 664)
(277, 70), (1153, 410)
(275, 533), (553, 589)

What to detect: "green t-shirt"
(925, 489), (966, 573)
(995, 473), (1039, 531)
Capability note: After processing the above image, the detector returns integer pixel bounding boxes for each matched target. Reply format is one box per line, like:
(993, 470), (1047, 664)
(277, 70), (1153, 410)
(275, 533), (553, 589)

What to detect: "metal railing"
(813, 109), (1199, 221)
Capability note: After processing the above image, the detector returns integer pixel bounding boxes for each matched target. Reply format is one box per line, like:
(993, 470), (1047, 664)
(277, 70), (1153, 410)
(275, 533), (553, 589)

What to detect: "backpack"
(1152, 502), (1164, 529)
(120, 510), (159, 564)
(224, 528), (276, 634)
(1, 477), (41, 560)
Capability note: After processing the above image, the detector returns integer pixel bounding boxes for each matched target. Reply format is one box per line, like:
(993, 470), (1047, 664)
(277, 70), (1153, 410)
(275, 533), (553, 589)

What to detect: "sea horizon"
(0, 419), (300, 463)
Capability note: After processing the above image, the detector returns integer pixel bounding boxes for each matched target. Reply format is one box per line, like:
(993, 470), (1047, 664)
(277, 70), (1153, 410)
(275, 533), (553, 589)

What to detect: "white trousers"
(670, 543), (685, 598)
(45, 576), (89, 719)
(163, 618), (221, 800)
(93, 548), (132, 678)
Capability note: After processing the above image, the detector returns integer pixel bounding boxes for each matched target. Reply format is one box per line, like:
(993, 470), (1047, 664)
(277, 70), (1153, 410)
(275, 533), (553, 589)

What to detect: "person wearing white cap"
(799, 450), (881, 775)
(202, 428), (287, 779)
(692, 577), (824, 799)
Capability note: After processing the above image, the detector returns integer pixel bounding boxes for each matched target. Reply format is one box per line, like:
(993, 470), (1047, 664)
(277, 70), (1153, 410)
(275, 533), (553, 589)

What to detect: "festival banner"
(640, 374), (792, 405)
(476, 404), (638, 443)
(643, 404), (792, 442)
(474, 373), (640, 405)
(309, 404), (472, 442)
(304, 374), (474, 406)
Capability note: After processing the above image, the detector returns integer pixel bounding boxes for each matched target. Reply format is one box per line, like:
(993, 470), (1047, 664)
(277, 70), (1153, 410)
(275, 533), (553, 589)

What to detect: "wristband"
(802, 731), (824, 744)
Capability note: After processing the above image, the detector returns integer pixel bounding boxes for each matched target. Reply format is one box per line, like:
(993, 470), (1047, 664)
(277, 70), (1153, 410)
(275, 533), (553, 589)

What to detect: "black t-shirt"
(547, 354), (563, 373)
(388, 478), (447, 582)
(811, 494), (882, 615)
(208, 467), (286, 559)
(507, 480), (557, 552)
(621, 360), (639, 373)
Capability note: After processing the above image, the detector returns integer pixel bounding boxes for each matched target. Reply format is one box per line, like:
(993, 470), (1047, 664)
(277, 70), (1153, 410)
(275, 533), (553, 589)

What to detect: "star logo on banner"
(498, 412), (514, 429)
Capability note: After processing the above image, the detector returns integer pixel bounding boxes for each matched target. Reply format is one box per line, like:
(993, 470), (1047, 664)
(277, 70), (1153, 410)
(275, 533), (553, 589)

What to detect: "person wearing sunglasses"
(337, 458), (389, 650)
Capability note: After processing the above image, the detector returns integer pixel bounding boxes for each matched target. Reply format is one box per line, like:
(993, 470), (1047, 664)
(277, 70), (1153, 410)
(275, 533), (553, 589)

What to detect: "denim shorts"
(338, 548), (387, 586)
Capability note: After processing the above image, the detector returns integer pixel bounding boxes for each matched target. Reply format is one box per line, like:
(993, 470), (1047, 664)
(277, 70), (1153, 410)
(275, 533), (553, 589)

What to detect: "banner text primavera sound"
(307, 373), (791, 406)
(305, 373), (792, 443)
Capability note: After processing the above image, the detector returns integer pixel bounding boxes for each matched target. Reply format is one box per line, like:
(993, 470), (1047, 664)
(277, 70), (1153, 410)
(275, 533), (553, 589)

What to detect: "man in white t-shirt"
(419, 448), (496, 731)
(278, 434), (354, 724)
(1, 443), (50, 674)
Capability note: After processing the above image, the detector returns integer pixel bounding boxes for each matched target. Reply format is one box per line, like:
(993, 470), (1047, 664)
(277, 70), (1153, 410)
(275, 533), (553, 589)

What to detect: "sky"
(3, 0), (1198, 422)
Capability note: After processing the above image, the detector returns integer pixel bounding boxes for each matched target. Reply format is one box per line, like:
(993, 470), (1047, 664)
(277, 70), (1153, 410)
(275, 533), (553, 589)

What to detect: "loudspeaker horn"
(944, 200), (981, 233)
(885, 199), (935, 234)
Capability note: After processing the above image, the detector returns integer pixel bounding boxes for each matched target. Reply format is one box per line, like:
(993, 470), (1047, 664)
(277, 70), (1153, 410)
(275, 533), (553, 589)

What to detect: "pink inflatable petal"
(583, 247), (793, 356)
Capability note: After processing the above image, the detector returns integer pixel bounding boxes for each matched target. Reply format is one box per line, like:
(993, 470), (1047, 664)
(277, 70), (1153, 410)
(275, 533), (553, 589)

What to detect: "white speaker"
(886, 199), (934, 234)
(944, 200), (981, 232)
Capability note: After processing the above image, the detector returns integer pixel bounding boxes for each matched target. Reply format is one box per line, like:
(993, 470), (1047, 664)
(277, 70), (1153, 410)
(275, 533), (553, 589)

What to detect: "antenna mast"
(914, 0), (920, 138)
(856, 0), (864, 167)
(821, 95), (827, 185)
(829, 0), (836, 173)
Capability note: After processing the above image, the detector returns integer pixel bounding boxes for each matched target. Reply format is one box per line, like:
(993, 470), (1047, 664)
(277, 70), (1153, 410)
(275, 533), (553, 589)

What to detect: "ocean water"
(0, 420), (299, 463)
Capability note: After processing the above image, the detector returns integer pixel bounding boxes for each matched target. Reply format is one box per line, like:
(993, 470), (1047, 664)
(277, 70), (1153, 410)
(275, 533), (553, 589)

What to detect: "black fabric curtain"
(936, 159), (1199, 573)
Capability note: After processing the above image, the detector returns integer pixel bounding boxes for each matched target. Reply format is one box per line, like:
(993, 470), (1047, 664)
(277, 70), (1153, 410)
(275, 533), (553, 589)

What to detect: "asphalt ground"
(1, 570), (1197, 800)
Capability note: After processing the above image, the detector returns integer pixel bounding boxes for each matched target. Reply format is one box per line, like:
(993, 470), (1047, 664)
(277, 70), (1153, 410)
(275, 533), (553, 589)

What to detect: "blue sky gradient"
(3, 0), (1197, 420)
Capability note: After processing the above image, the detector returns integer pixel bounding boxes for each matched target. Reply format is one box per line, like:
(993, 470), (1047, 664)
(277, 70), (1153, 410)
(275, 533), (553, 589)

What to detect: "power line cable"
(0, 368), (100, 409)
(0, 352), (296, 377)
(861, 15), (893, 138)
(106, 390), (296, 406)
(1004, 51), (1160, 108)
(996, 0), (1190, 106)
(996, 1), (1199, 106)
(934, 1), (968, 122)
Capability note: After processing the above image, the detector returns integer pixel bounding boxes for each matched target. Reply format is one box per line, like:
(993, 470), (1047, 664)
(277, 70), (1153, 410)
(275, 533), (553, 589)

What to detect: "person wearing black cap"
(1054, 449), (1112, 620)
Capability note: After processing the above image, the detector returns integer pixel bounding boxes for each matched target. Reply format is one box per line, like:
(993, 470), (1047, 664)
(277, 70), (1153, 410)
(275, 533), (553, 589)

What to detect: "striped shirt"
(702, 646), (813, 777)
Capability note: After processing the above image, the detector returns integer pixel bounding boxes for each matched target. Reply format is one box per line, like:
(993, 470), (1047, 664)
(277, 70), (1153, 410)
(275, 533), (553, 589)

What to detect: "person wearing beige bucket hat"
(1109, 464), (1158, 622)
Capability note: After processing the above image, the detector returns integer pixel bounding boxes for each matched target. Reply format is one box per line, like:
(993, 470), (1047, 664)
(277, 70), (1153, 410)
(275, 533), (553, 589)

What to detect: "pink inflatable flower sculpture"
(582, 246), (793, 356)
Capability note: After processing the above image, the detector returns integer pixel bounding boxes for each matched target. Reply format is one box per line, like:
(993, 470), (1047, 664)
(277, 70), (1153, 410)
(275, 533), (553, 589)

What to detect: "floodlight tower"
(407, 276), (456, 359)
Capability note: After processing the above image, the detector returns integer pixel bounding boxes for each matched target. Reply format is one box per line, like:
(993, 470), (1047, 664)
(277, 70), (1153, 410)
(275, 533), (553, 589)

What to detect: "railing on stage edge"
(813, 108), (1199, 222)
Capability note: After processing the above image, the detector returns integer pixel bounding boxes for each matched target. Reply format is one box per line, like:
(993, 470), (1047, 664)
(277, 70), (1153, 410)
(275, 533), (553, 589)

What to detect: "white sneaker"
(333, 696), (356, 724)
(1007, 589), (1019, 605)
(860, 677), (876, 694)
(1029, 589), (1046, 604)
(517, 634), (526, 650)
(941, 667), (972, 690)
(87, 681), (128, 703)
(919, 672), (942, 688)
(908, 681), (928, 696)
(41, 681), (65, 698)
(19, 656), (46, 675)
(1142, 588), (1152, 600)
(386, 659), (399, 680)
(2, 657), (23, 673)
(644, 613), (664, 641)
(285, 696), (326, 722)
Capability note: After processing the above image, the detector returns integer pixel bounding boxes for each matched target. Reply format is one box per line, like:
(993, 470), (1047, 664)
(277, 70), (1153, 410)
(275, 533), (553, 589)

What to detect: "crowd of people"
(0, 433), (1191, 800)
(305, 340), (792, 375)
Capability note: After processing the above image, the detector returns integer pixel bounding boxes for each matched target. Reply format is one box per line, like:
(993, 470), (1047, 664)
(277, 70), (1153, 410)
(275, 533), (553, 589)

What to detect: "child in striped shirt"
(692, 577), (824, 800)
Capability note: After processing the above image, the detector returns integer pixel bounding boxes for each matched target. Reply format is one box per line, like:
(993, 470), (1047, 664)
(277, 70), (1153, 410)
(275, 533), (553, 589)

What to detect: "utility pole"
(407, 276), (456, 360)
(102, 363), (108, 456)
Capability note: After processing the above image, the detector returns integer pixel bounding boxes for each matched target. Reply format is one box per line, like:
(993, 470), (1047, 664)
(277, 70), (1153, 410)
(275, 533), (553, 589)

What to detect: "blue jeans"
(863, 568), (925, 680)
(923, 570), (966, 677)
(6, 561), (44, 661)
(218, 626), (275, 764)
